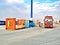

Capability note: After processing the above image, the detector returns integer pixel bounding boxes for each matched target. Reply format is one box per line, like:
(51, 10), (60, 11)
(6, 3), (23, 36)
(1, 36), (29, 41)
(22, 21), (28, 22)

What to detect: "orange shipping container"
(18, 19), (25, 26)
(17, 19), (25, 28)
(6, 18), (16, 30)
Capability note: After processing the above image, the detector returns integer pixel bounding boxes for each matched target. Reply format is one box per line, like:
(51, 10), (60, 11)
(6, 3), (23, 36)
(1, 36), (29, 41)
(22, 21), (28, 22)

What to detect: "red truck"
(44, 16), (53, 28)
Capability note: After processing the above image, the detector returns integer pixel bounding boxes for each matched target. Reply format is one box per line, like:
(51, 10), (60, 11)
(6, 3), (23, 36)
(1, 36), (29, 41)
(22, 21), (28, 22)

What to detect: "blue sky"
(34, 0), (59, 3)
(0, 0), (60, 21)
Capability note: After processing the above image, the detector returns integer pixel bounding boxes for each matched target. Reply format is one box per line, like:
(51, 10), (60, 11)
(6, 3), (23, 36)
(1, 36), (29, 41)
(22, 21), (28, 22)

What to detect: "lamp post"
(30, 0), (33, 20)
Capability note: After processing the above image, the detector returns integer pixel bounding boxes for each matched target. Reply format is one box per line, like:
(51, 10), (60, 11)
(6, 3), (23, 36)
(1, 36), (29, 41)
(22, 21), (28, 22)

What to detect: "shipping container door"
(6, 18), (16, 30)
(10, 20), (16, 29)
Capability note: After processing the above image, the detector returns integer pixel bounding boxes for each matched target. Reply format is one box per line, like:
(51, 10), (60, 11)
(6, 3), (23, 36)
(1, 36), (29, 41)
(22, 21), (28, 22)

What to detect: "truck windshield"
(44, 19), (53, 22)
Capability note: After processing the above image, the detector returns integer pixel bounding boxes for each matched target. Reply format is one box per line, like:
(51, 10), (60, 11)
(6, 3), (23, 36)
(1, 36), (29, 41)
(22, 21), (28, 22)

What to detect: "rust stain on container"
(6, 18), (16, 30)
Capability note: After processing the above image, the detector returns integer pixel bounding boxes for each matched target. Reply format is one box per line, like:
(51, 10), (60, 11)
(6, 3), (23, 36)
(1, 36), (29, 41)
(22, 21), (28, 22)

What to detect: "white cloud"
(0, 4), (31, 20)
(33, 1), (60, 21)
(6, 0), (24, 4)
(33, 0), (60, 12)
(0, 0), (60, 21)
(33, 2), (57, 12)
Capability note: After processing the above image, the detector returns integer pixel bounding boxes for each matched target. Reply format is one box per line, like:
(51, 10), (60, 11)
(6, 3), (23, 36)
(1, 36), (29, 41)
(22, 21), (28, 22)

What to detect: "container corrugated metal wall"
(25, 20), (29, 28)
(18, 19), (25, 26)
(17, 19), (25, 29)
(6, 18), (16, 30)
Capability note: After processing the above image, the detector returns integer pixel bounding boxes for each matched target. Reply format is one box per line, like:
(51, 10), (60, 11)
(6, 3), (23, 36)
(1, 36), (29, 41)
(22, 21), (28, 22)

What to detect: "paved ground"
(0, 23), (60, 45)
